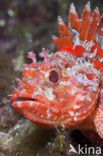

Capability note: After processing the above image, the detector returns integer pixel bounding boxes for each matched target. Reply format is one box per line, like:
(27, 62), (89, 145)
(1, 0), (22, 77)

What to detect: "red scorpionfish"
(11, 2), (103, 140)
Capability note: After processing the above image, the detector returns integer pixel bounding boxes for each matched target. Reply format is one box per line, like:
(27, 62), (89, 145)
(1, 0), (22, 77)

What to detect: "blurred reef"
(0, 0), (103, 155)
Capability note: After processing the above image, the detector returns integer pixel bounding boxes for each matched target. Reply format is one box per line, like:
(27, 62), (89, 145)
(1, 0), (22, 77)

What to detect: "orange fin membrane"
(53, 35), (72, 49)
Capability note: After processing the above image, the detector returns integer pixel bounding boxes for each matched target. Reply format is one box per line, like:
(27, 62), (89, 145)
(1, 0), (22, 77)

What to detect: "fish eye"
(49, 70), (59, 83)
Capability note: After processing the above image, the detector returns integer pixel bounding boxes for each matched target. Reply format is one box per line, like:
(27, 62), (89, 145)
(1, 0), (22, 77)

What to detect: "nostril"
(49, 70), (59, 83)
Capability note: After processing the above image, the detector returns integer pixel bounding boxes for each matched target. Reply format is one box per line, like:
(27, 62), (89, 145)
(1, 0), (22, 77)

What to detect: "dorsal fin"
(53, 2), (102, 50)
(79, 2), (91, 41)
(53, 2), (103, 71)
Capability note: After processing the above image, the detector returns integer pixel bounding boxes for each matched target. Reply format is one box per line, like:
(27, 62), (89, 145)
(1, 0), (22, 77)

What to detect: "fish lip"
(12, 96), (38, 103)
(11, 96), (42, 109)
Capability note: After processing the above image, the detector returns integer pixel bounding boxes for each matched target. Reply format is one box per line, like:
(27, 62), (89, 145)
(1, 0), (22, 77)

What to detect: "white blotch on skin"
(47, 109), (51, 119)
(54, 116), (58, 120)
(17, 102), (22, 108)
(30, 102), (34, 107)
(60, 98), (63, 102)
(28, 78), (38, 86)
(70, 86), (78, 95)
(69, 111), (75, 116)
(87, 96), (92, 102)
(59, 81), (67, 85)
(44, 87), (56, 100)
(40, 115), (44, 119)
(100, 89), (103, 93)
(73, 104), (81, 109)
(74, 116), (77, 121)
(37, 87), (43, 95)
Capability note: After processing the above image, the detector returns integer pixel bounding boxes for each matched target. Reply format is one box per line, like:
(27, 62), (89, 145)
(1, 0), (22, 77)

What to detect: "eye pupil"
(49, 70), (59, 83)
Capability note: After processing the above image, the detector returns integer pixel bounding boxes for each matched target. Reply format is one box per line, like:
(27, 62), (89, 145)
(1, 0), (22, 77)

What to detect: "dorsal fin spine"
(53, 2), (103, 68)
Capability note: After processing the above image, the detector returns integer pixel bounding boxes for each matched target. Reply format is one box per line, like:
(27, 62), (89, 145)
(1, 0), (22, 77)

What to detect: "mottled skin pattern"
(11, 2), (103, 140)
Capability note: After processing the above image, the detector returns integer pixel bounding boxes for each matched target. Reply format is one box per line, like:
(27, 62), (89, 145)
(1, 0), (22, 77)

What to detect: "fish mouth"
(11, 96), (41, 109)
(13, 97), (38, 102)
(11, 96), (56, 128)
(11, 95), (61, 129)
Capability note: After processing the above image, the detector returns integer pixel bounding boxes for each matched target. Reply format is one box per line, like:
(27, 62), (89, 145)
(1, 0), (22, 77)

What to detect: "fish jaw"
(12, 100), (56, 129)
(11, 92), (62, 128)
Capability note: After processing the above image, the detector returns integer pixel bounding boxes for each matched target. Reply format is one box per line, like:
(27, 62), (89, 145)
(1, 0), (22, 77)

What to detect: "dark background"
(0, 0), (103, 156)
(0, 0), (103, 96)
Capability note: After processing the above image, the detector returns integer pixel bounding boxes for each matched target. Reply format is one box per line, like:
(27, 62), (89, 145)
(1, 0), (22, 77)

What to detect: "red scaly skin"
(11, 2), (103, 141)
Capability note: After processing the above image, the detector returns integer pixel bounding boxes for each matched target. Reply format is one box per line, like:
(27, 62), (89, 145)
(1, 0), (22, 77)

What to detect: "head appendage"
(15, 77), (21, 85)
(28, 51), (37, 63)
(39, 48), (50, 60)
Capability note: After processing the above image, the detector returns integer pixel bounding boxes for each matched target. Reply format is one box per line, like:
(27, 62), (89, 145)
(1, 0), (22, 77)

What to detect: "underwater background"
(0, 0), (103, 155)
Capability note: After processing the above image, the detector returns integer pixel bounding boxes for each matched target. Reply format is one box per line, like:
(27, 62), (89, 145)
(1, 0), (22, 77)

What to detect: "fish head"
(11, 50), (100, 128)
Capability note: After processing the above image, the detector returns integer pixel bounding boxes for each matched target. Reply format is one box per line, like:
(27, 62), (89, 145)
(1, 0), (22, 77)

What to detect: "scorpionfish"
(11, 2), (103, 140)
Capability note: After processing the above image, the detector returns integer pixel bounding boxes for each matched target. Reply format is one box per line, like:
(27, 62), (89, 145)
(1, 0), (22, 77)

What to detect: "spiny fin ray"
(87, 7), (100, 42)
(58, 16), (68, 38)
(68, 3), (81, 32)
(80, 2), (91, 41)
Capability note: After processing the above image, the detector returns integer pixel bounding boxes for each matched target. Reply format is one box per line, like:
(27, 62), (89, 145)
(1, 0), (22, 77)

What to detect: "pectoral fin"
(94, 108), (103, 139)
